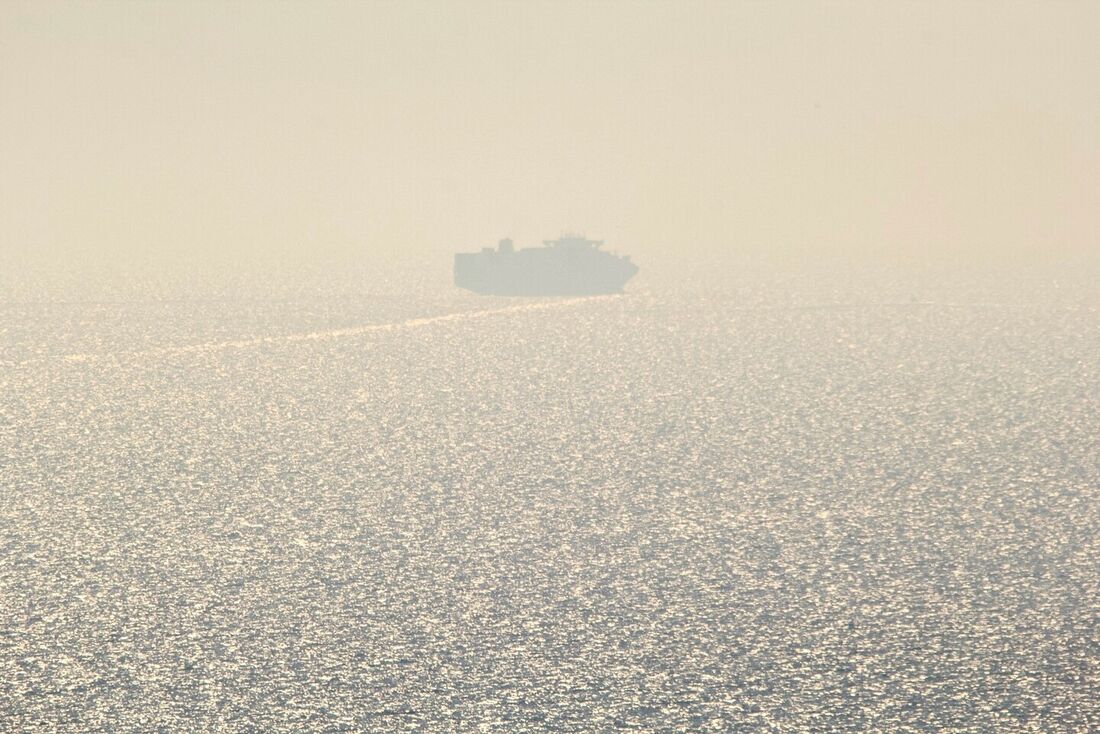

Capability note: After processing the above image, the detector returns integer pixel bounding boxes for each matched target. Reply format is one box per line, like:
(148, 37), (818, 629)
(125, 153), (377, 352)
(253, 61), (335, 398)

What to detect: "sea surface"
(1, 262), (1097, 732)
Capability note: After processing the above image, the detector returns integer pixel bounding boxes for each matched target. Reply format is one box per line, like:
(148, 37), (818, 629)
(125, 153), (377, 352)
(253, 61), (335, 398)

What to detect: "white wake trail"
(10, 295), (613, 367)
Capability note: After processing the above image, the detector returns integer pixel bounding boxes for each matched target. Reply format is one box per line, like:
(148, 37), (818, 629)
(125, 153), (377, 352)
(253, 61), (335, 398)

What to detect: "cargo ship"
(454, 235), (638, 296)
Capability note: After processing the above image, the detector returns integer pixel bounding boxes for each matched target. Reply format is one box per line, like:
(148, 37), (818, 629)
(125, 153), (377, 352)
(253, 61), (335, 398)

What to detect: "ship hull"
(454, 249), (638, 297)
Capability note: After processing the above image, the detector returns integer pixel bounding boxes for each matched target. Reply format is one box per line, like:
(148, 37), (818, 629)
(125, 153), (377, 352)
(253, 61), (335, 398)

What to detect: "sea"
(1, 258), (1097, 732)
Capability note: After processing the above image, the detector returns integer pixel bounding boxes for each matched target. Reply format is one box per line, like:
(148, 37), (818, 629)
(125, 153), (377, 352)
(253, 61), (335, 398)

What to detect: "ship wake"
(11, 295), (615, 367)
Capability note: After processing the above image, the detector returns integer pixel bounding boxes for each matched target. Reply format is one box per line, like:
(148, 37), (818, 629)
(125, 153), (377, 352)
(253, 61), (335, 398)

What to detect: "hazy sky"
(2, 1), (1098, 271)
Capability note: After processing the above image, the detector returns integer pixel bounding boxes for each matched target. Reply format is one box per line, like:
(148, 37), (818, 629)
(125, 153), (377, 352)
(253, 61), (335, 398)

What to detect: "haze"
(4, 3), (1100, 731)
(2, 0), (1098, 278)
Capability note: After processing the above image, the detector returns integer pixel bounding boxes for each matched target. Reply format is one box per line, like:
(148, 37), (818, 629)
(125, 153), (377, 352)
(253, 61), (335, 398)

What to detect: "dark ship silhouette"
(454, 235), (638, 296)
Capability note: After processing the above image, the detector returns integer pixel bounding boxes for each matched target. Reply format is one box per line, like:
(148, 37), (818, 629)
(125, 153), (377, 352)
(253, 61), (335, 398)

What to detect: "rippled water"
(1, 266), (1097, 731)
